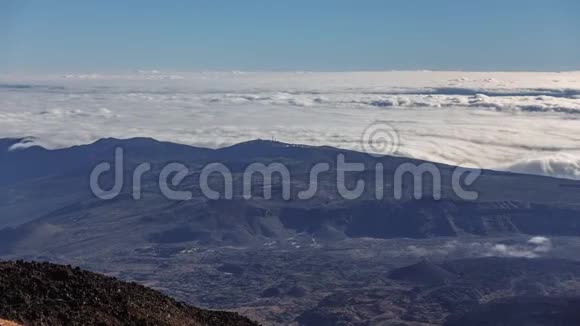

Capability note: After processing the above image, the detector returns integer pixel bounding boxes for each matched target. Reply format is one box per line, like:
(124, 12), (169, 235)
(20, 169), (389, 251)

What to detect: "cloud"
(502, 153), (580, 180)
(8, 138), (39, 151)
(405, 237), (553, 259)
(1, 71), (580, 179)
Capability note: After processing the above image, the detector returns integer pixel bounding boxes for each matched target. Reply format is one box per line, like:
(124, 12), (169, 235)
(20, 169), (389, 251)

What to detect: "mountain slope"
(0, 260), (258, 326)
(2, 137), (580, 256)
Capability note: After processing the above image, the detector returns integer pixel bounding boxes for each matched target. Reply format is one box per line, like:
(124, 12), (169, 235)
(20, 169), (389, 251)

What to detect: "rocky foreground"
(0, 260), (258, 326)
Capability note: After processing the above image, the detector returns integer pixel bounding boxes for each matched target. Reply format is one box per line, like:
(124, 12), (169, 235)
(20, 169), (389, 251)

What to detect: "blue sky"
(1, 0), (579, 72)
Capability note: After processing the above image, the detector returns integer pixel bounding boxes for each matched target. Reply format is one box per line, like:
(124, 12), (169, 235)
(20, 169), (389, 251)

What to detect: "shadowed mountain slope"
(1, 137), (580, 255)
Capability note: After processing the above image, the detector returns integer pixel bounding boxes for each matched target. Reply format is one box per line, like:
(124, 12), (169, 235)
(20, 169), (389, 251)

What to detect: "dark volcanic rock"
(0, 260), (258, 326)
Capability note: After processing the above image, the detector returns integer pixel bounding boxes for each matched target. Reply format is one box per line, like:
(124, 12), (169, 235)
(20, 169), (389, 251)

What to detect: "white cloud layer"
(406, 236), (553, 259)
(1, 71), (580, 179)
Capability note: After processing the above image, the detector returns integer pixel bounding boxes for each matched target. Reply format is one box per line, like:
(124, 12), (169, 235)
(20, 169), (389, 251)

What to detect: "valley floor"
(7, 236), (580, 325)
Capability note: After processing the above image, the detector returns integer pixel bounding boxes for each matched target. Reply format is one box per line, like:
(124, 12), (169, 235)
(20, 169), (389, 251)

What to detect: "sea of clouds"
(1, 71), (580, 179)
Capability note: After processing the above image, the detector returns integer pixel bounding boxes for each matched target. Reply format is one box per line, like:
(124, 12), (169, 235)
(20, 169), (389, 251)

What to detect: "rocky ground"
(0, 260), (258, 326)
